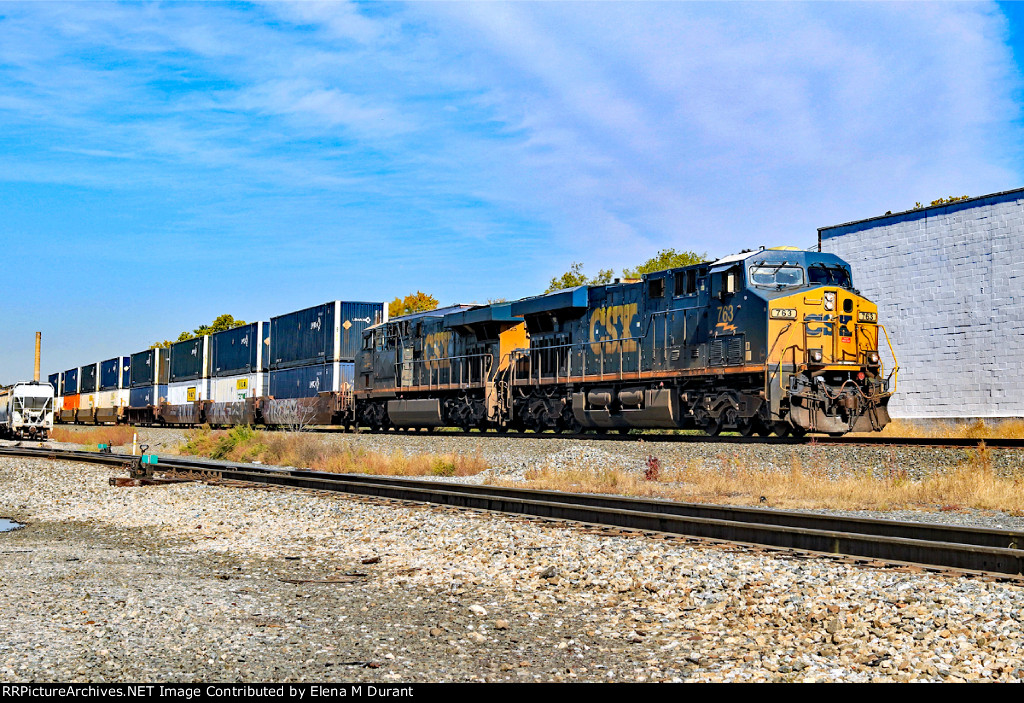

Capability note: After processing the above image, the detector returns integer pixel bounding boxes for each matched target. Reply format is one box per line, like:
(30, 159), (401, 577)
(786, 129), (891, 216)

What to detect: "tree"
(544, 249), (706, 293)
(622, 248), (707, 278)
(389, 291), (439, 317)
(150, 314), (247, 348)
(913, 195), (970, 210)
(544, 263), (614, 293)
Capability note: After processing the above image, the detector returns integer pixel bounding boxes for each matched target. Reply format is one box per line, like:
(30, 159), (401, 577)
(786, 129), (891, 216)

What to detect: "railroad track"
(298, 426), (1024, 449)
(2, 445), (1022, 579)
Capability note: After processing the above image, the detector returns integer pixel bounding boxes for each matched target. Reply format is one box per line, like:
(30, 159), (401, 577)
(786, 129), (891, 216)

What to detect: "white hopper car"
(0, 381), (55, 439)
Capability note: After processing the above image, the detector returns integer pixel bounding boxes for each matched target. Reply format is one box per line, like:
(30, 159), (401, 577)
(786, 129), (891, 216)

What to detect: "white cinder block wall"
(819, 188), (1024, 418)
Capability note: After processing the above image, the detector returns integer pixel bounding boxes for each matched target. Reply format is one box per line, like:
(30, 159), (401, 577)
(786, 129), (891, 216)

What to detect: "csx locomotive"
(51, 247), (894, 436)
(356, 247), (895, 436)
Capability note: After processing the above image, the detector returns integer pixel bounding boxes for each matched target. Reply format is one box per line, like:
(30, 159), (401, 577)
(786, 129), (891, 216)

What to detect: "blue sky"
(2, 1), (1023, 381)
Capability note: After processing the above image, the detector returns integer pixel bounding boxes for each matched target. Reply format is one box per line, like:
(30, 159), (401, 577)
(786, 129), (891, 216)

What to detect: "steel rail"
(2, 446), (1022, 577)
(296, 426), (1024, 449)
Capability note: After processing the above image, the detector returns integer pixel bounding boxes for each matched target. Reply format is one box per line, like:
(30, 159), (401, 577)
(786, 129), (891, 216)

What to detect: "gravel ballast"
(2, 450), (1024, 682)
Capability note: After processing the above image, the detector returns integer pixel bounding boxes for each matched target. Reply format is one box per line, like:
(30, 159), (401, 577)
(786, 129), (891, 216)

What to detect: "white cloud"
(410, 2), (1022, 263)
(0, 1), (1019, 271)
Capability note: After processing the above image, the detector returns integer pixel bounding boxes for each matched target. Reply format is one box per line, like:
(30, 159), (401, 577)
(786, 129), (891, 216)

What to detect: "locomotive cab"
(749, 249), (893, 435)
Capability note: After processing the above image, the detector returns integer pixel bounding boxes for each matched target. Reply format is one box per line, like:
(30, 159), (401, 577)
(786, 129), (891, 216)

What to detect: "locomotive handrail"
(393, 352), (493, 391)
(878, 324), (899, 393)
(508, 332), (648, 386)
(763, 323), (793, 418)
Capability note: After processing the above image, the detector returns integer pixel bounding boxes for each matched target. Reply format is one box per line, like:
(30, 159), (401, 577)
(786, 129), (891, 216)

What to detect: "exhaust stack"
(34, 332), (41, 382)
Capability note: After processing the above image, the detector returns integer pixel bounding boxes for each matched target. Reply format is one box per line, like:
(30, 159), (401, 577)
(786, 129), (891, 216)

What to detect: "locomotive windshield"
(807, 263), (853, 289)
(748, 264), (805, 289)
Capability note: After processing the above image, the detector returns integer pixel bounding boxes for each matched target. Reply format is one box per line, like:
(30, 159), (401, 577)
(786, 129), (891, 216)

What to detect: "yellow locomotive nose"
(769, 288), (877, 368)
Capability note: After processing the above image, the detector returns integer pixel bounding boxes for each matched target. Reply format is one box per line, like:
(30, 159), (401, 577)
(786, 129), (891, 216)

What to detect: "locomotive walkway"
(3, 445), (1022, 578)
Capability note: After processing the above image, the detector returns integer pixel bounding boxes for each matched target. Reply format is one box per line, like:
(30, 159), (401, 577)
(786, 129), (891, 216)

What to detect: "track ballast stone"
(1, 454), (1023, 682)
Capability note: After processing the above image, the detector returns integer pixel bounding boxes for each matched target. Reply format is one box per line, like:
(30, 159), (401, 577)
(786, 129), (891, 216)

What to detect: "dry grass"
(180, 426), (488, 477)
(855, 417), (1024, 439)
(494, 445), (1024, 515)
(51, 425), (138, 447)
(181, 426), (1024, 515)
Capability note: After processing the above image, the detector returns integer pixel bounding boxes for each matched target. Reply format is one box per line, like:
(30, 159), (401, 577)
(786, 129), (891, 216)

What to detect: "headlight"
(866, 351), (880, 365)
(858, 311), (878, 323)
(824, 291), (836, 311)
(770, 308), (797, 319)
(809, 348), (823, 363)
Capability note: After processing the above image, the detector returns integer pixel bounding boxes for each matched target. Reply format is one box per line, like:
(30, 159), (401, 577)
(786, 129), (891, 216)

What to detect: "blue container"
(129, 385), (167, 408)
(268, 362), (354, 400)
(170, 336), (208, 383)
(270, 301), (384, 370)
(48, 372), (60, 395)
(63, 368), (79, 395)
(99, 357), (124, 391)
(130, 349), (168, 388)
(120, 357), (131, 389)
(210, 322), (268, 377)
(80, 363), (98, 394)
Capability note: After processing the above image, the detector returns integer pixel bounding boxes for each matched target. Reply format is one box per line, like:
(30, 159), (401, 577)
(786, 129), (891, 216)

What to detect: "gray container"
(169, 336), (209, 383)
(270, 301), (385, 370)
(80, 363), (98, 394)
(268, 362), (354, 400)
(210, 321), (268, 377)
(130, 349), (169, 388)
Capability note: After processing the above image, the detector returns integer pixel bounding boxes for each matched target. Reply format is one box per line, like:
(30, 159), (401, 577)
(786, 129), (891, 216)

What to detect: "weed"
(178, 427), (488, 478)
(431, 459), (457, 477)
(644, 455), (660, 481)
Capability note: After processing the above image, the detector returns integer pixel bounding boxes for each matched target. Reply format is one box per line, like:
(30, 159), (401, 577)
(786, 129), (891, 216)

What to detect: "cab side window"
(674, 269), (698, 296)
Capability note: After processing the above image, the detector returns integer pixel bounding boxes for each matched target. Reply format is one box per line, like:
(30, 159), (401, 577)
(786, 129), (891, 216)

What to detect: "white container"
(96, 390), (129, 409)
(210, 373), (265, 403)
(79, 393), (97, 411)
(167, 380), (208, 405)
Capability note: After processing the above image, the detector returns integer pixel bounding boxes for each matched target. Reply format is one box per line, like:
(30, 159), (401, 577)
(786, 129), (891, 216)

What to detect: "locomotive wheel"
(772, 422), (791, 437)
(703, 416), (723, 437)
(791, 426), (808, 438)
(737, 418), (757, 437)
(565, 418), (584, 435)
(756, 421), (773, 437)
